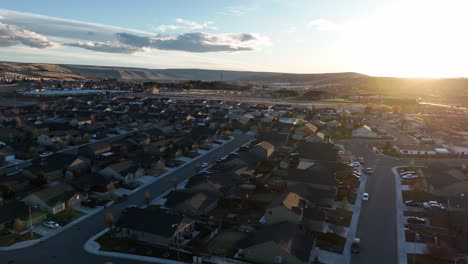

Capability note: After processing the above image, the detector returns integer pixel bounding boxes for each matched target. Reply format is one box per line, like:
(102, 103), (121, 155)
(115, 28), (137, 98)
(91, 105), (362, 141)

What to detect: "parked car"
(405, 200), (422, 207)
(362, 193), (369, 201)
(407, 217), (426, 224)
(400, 171), (416, 176)
(43, 221), (60, 229)
(201, 162), (209, 168)
(402, 174), (419, 180)
(115, 194), (129, 204)
(353, 162), (361, 167)
(199, 170), (213, 175)
(366, 168), (373, 174)
(353, 170), (361, 176)
(351, 238), (361, 253)
(347, 163), (354, 168)
(423, 201), (445, 209)
(39, 151), (54, 158)
(358, 157), (365, 163)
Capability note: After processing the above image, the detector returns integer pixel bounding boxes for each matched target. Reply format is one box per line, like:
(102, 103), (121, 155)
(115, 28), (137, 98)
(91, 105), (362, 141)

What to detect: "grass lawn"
(97, 232), (193, 262)
(407, 254), (452, 264)
(202, 230), (248, 257)
(327, 208), (353, 227)
(402, 190), (444, 203)
(313, 232), (346, 254)
(51, 209), (85, 225)
(0, 232), (42, 247)
(404, 211), (427, 217)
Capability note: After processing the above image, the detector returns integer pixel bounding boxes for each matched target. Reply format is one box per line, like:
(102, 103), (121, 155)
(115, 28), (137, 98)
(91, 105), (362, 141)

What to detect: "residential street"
(0, 133), (254, 264)
(345, 141), (468, 264)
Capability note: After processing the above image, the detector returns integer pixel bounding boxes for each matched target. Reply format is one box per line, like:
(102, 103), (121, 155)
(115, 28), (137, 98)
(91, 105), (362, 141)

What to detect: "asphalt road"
(346, 141), (468, 264)
(0, 133), (254, 264)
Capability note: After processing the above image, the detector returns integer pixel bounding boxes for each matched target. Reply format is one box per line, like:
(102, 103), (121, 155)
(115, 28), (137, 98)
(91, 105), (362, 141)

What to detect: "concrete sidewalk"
(394, 166), (409, 264)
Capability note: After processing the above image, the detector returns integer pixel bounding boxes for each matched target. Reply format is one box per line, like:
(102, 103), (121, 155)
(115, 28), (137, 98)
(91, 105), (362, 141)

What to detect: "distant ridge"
(0, 61), (366, 82)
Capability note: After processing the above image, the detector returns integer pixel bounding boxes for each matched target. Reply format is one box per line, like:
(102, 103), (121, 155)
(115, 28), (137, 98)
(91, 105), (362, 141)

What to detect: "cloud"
(223, 6), (249, 16)
(308, 19), (343, 31)
(0, 22), (57, 48)
(155, 18), (216, 32)
(69, 32), (268, 53)
(66, 41), (144, 54)
(0, 9), (268, 54)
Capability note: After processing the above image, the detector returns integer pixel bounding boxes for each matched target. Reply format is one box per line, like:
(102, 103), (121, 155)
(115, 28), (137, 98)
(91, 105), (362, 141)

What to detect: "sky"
(1, 0), (468, 78)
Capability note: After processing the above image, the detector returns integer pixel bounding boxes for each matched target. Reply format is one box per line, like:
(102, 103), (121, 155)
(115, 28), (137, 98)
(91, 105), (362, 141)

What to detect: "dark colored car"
(405, 200), (422, 207)
(351, 238), (360, 253)
(407, 217), (426, 224)
(115, 194), (129, 204)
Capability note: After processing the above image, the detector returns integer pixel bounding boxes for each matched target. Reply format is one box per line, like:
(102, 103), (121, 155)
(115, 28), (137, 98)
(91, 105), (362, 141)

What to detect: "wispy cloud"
(155, 18), (216, 32)
(221, 6), (250, 16)
(308, 19), (344, 31)
(0, 22), (57, 48)
(0, 9), (268, 54)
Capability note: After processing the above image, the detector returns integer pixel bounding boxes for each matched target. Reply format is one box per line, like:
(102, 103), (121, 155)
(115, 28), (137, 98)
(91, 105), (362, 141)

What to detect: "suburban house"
(250, 141), (275, 159)
(352, 125), (378, 138)
(163, 190), (219, 216)
(99, 160), (144, 182)
(0, 144), (15, 163)
(79, 141), (112, 159)
(70, 173), (113, 193)
(69, 117), (92, 127)
(262, 191), (327, 233)
(395, 144), (437, 156)
(237, 221), (316, 264)
(37, 131), (70, 146)
(285, 163), (337, 191)
(115, 207), (196, 247)
(23, 183), (84, 214)
(423, 164), (468, 196)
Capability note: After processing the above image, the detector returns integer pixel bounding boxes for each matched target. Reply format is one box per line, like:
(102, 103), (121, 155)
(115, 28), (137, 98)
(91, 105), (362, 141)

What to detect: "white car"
(201, 162), (209, 168)
(352, 162), (361, 167)
(402, 174), (419, 180)
(362, 193), (369, 201)
(39, 151), (54, 158)
(423, 201), (445, 209)
(43, 221), (59, 229)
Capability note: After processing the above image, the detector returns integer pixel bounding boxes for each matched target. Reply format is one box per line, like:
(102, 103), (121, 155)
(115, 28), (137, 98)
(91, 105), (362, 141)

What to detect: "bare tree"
(144, 191), (151, 206)
(105, 212), (114, 228)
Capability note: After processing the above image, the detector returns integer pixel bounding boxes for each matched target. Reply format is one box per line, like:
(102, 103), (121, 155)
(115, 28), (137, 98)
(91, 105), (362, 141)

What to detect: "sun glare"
(341, 1), (468, 78)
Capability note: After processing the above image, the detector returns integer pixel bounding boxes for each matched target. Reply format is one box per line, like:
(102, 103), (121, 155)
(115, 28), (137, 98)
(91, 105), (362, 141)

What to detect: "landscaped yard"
(313, 232), (346, 254)
(327, 208), (353, 227)
(50, 209), (85, 226)
(0, 232), (42, 247)
(96, 232), (193, 262)
(407, 254), (452, 264)
(202, 230), (248, 257)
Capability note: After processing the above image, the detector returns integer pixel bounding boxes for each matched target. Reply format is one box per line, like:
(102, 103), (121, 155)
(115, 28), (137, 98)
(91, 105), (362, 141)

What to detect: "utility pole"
(29, 206), (33, 239)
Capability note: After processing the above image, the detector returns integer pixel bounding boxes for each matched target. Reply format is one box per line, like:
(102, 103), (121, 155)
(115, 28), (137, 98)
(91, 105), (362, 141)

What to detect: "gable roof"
(165, 190), (219, 213)
(255, 141), (274, 151)
(116, 207), (184, 238)
(86, 141), (111, 155)
(239, 221), (314, 262)
(31, 183), (76, 206)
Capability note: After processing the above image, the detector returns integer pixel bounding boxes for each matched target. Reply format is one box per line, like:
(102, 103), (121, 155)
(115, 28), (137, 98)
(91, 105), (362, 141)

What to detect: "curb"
(393, 166), (408, 264)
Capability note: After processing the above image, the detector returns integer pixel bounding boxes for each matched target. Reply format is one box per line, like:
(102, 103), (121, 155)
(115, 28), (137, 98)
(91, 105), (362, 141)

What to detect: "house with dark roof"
(296, 142), (339, 162)
(115, 207), (196, 247)
(79, 141), (111, 159)
(23, 183), (84, 214)
(424, 163), (468, 196)
(69, 173), (113, 193)
(286, 163), (337, 191)
(237, 221), (316, 264)
(262, 190), (327, 233)
(164, 190), (219, 216)
(99, 159), (145, 182)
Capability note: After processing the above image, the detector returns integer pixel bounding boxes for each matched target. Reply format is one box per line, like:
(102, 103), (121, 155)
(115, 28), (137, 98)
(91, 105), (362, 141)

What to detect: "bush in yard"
(105, 212), (114, 228)
(13, 218), (24, 233)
